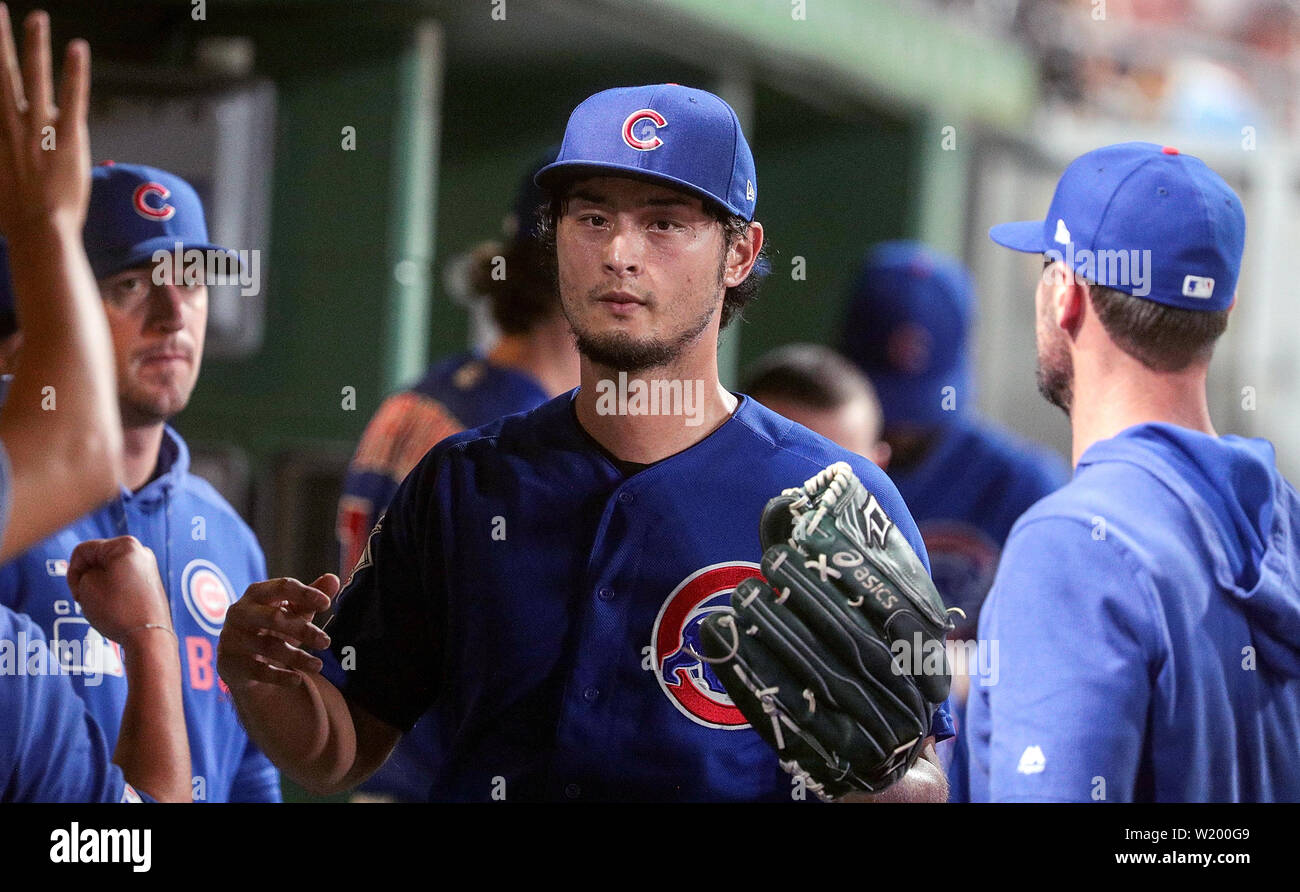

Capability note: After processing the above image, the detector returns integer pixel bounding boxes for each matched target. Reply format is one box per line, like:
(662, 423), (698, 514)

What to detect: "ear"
(722, 221), (763, 288)
(1046, 262), (1084, 335)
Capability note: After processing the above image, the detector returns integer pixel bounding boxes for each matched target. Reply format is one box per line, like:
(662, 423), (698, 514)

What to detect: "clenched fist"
(67, 536), (170, 644)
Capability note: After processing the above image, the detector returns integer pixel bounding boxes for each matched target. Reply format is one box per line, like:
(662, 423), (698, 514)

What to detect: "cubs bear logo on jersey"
(651, 562), (759, 729)
(622, 108), (666, 151)
(181, 559), (235, 635)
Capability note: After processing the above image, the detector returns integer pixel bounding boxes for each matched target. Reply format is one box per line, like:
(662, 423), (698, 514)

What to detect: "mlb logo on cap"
(84, 161), (234, 280)
(536, 83), (758, 222)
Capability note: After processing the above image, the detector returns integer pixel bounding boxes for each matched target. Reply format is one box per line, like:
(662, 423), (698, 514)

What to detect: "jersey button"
(597, 586), (614, 601)
(564, 783), (581, 799)
(617, 491), (634, 504)
(583, 686), (600, 702)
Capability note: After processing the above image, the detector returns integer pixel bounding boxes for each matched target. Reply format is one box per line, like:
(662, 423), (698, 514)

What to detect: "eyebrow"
(568, 189), (696, 210)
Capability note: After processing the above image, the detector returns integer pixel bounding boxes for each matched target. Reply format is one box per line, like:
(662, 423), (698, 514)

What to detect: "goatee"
(568, 303), (715, 374)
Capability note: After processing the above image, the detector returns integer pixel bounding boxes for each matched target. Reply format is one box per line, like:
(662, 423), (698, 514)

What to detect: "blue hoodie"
(0, 426), (280, 802)
(967, 423), (1300, 801)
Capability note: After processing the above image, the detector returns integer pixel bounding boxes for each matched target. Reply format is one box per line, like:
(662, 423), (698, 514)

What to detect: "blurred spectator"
(741, 342), (892, 470)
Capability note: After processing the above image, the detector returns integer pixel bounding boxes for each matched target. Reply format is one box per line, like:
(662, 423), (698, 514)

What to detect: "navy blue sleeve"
(0, 607), (131, 802)
(966, 516), (1159, 802)
(326, 444), (444, 733)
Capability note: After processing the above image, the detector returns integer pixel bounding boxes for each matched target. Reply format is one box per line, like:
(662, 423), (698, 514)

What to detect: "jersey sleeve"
(325, 443), (445, 733)
(966, 515), (1160, 802)
(228, 736), (282, 802)
(0, 607), (131, 802)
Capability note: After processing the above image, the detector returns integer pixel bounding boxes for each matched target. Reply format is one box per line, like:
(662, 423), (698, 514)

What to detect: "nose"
(602, 218), (642, 278)
(146, 282), (188, 332)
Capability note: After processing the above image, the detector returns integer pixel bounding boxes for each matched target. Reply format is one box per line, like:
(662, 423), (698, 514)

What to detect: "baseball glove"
(699, 461), (952, 800)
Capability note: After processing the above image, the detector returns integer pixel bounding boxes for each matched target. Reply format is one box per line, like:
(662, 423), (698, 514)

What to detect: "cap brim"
(988, 220), (1049, 254)
(535, 160), (744, 219)
(93, 238), (239, 279)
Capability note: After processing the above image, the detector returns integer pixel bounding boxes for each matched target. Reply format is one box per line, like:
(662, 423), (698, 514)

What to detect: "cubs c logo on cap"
(651, 562), (759, 729)
(133, 182), (176, 221)
(181, 559), (234, 635)
(622, 108), (666, 151)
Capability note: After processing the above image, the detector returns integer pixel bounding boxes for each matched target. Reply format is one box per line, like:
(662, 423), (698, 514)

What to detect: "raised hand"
(0, 4), (90, 236)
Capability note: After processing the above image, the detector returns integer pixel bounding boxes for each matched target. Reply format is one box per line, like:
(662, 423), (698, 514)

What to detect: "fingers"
(0, 5), (26, 170)
(241, 576), (333, 614)
(57, 37), (87, 134)
(66, 535), (111, 591)
(218, 625), (324, 689)
(20, 10), (50, 124)
(308, 573), (341, 599)
(227, 598), (330, 649)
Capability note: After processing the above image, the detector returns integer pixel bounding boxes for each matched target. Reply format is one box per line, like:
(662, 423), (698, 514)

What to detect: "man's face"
(99, 265), (207, 428)
(555, 176), (729, 373)
(1035, 261), (1074, 415)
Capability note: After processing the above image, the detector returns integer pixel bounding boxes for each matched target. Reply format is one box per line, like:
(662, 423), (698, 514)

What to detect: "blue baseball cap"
(535, 84), (757, 221)
(840, 241), (974, 428)
(990, 142), (1245, 312)
(84, 161), (234, 280)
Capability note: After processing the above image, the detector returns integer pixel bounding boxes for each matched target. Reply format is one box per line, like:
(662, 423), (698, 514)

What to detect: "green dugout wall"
(24, 0), (1033, 580)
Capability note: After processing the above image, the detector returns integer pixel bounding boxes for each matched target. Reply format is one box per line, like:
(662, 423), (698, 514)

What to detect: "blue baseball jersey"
(886, 416), (1068, 802)
(325, 390), (951, 802)
(0, 426), (280, 803)
(337, 352), (549, 574)
(338, 351), (550, 801)
(1, 606), (146, 802)
(967, 423), (1300, 801)
(0, 440), (143, 803)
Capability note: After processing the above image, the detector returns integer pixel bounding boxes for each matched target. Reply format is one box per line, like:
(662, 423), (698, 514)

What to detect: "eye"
(577, 213), (608, 228)
(649, 220), (677, 232)
(112, 277), (147, 300)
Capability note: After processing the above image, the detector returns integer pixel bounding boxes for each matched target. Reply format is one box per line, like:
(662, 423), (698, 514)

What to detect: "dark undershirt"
(568, 393), (741, 478)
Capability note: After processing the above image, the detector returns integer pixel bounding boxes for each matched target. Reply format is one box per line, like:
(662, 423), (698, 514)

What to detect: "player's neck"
(573, 349), (738, 465)
(1068, 349), (1215, 466)
(487, 317), (580, 398)
(122, 422), (167, 492)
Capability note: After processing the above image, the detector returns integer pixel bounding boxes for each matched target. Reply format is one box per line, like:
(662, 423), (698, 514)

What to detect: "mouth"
(138, 349), (192, 368)
(597, 291), (649, 314)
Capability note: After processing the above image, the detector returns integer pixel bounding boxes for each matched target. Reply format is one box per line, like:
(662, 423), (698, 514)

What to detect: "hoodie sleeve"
(0, 607), (132, 802)
(966, 514), (1162, 802)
